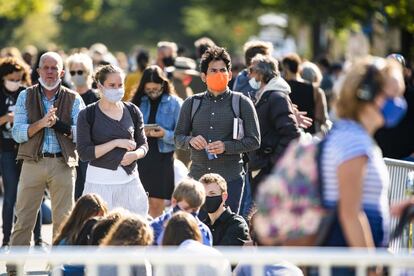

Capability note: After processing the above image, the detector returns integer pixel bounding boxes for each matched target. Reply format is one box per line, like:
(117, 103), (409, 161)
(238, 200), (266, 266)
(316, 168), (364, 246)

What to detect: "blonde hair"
(199, 173), (227, 193)
(100, 214), (153, 246)
(336, 57), (403, 121)
(172, 179), (206, 209)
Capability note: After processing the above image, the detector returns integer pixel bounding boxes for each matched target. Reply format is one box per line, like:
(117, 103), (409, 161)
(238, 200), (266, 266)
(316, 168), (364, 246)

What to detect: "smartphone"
(144, 124), (160, 131)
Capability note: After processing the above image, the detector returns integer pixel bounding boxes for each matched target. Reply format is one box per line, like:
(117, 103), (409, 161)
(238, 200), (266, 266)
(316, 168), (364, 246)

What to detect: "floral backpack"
(254, 135), (335, 246)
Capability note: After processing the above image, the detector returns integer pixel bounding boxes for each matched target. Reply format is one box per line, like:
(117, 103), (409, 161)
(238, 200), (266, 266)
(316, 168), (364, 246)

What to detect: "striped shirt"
(174, 90), (260, 181)
(12, 86), (85, 153)
(321, 119), (390, 246)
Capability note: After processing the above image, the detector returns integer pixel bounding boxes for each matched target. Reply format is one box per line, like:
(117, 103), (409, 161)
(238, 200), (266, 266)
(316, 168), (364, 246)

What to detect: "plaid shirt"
(12, 86), (85, 153)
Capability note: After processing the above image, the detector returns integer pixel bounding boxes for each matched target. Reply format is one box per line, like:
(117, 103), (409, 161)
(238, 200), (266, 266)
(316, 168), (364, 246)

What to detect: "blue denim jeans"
(239, 173), (253, 218)
(226, 176), (245, 214)
(75, 160), (88, 200)
(1, 151), (42, 245)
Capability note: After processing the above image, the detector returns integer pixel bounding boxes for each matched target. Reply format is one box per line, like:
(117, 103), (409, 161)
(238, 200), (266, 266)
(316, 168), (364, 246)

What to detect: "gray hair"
(157, 41), (178, 55)
(39, 52), (63, 70)
(66, 53), (94, 76)
(301, 61), (322, 86)
(250, 54), (279, 84)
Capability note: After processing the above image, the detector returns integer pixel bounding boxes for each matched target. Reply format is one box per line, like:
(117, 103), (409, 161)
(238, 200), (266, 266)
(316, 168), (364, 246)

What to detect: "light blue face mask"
(381, 96), (407, 128)
(102, 87), (124, 103)
(249, 77), (261, 90)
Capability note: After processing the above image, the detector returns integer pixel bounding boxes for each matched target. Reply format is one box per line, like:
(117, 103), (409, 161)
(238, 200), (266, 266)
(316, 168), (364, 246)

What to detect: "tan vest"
(16, 84), (79, 167)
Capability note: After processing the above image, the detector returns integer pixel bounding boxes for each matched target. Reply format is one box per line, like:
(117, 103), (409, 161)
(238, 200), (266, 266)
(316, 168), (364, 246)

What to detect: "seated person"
(234, 209), (304, 276)
(200, 173), (250, 245)
(150, 179), (213, 246)
(162, 211), (231, 276)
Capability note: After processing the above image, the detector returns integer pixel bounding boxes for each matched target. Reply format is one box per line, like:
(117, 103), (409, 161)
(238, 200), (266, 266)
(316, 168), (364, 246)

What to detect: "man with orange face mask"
(175, 46), (260, 215)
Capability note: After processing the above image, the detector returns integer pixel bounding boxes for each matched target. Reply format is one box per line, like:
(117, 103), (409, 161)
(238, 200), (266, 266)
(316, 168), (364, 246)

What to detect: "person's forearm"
(131, 146), (147, 160)
(340, 211), (375, 248)
(28, 120), (45, 138)
(94, 140), (117, 159)
(0, 114), (9, 126)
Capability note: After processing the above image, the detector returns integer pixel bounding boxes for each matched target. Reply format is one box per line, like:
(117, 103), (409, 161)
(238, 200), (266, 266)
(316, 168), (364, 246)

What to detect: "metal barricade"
(385, 158), (414, 252)
(2, 247), (414, 276)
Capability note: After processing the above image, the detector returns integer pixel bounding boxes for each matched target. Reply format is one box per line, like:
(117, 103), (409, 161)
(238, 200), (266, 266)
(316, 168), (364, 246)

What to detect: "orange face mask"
(206, 72), (229, 92)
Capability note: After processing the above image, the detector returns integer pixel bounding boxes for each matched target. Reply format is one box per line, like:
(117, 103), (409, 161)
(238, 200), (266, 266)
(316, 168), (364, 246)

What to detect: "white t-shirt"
(86, 164), (138, 185)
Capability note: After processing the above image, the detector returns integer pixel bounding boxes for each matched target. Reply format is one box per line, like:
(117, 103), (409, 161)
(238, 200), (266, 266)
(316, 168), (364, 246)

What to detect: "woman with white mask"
(66, 53), (99, 106)
(67, 53), (99, 200)
(76, 64), (149, 216)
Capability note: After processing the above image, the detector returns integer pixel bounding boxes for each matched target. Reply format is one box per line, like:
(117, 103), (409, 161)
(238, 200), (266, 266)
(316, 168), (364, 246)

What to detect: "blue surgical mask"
(381, 96), (407, 128)
(102, 87), (124, 103)
(248, 77), (261, 90)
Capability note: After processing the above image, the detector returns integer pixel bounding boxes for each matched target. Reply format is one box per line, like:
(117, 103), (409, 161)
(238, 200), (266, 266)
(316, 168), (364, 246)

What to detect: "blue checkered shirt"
(12, 87), (85, 153)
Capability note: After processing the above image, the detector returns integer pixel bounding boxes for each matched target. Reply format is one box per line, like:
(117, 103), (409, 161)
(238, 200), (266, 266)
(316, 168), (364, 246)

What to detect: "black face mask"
(204, 195), (223, 213)
(162, 56), (175, 67)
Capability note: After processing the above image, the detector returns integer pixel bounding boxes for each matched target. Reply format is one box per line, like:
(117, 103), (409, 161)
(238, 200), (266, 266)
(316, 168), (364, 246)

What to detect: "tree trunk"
(401, 28), (413, 66)
(312, 20), (322, 59)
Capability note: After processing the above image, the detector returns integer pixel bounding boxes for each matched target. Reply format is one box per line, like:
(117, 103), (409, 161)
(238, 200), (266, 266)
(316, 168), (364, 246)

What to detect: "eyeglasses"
(70, 70), (84, 76)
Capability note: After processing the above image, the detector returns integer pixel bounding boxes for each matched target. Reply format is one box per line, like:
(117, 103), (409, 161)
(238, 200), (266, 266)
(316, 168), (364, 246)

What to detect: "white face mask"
(146, 90), (163, 100)
(102, 87), (124, 103)
(71, 75), (87, 87)
(4, 80), (21, 92)
(249, 77), (261, 90)
(38, 77), (61, 91)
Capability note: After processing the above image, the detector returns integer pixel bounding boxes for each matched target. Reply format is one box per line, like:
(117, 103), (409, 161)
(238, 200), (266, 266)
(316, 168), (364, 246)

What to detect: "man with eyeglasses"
(7, 52), (85, 262)
(175, 46), (260, 215)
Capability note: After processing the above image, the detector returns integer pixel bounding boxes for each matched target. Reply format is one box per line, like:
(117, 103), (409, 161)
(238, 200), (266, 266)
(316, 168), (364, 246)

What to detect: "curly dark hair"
(200, 46), (232, 74)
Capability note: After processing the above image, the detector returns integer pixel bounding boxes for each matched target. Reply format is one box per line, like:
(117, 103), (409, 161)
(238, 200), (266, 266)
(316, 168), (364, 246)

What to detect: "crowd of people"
(0, 37), (413, 276)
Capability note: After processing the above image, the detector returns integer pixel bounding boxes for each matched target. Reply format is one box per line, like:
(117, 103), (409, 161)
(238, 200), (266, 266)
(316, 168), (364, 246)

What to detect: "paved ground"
(0, 197), (53, 275)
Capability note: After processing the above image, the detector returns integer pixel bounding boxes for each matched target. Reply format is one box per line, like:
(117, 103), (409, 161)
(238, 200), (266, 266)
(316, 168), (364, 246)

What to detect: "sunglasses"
(70, 70), (84, 76)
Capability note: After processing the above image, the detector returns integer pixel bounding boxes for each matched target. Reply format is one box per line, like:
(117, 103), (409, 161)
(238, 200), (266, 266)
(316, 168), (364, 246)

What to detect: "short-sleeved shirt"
(321, 119), (390, 246)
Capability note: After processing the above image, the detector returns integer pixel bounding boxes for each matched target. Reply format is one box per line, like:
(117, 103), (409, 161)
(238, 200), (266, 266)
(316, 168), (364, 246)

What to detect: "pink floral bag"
(254, 136), (335, 246)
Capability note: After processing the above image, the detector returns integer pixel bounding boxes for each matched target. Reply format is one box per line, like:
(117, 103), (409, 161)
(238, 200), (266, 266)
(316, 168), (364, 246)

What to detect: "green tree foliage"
(0, 0), (44, 19)
(0, 0), (59, 49)
(2, 0), (413, 57)
(57, 0), (195, 52)
(384, 0), (414, 32)
(183, 5), (260, 53)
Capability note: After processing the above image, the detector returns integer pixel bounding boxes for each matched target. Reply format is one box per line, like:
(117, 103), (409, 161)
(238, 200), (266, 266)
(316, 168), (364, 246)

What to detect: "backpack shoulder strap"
(123, 102), (140, 129)
(231, 92), (241, 118)
(190, 93), (204, 122)
(85, 102), (98, 138)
